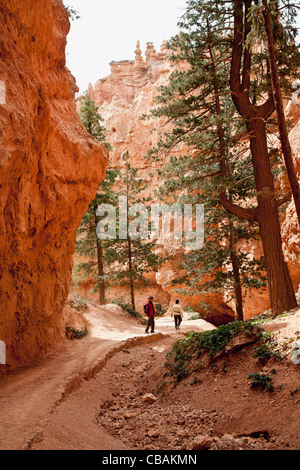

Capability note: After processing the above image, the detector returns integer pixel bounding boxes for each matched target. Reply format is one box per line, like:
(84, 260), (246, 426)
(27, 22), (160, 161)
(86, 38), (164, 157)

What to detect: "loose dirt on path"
(0, 302), (214, 450)
(0, 303), (299, 451)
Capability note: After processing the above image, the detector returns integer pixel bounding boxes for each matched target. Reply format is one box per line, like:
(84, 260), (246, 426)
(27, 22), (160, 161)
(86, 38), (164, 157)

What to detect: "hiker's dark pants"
(146, 315), (155, 333)
(174, 315), (182, 329)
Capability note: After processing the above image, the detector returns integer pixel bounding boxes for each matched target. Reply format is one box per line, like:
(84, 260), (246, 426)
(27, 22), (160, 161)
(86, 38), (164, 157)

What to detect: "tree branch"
(220, 192), (258, 221)
(276, 192), (292, 207)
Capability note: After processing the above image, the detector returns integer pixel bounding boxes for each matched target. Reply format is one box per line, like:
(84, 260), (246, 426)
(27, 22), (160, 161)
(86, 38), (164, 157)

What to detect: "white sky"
(64, 1), (300, 94)
(63, 0), (187, 93)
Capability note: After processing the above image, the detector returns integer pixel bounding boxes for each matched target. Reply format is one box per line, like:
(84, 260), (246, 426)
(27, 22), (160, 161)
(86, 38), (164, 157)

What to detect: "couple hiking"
(144, 296), (184, 333)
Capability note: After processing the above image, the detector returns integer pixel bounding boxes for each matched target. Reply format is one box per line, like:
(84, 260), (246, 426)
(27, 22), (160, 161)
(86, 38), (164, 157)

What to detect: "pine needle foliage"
(144, 1), (271, 319)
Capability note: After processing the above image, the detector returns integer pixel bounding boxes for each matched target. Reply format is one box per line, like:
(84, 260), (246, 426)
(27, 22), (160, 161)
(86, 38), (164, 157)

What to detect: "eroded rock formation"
(88, 42), (300, 320)
(0, 0), (108, 368)
(88, 41), (172, 174)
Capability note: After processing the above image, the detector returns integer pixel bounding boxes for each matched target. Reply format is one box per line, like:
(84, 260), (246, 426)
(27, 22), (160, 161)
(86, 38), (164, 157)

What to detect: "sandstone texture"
(0, 0), (108, 368)
(88, 40), (173, 173)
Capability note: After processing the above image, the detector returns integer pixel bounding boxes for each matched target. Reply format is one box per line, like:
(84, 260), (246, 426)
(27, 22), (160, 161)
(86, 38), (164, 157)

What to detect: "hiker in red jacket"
(145, 295), (156, 334)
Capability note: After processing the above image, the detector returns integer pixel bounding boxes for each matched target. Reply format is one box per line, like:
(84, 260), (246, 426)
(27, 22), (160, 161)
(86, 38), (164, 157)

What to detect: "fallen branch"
(211, 336), (260, 362)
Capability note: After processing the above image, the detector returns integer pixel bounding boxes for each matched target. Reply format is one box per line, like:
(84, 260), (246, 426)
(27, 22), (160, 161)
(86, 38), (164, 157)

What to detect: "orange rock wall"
(0, 0), (108, 368)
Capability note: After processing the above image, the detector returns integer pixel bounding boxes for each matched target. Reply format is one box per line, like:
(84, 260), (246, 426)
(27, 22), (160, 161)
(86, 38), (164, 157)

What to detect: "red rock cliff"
(0, 0), (108, 369)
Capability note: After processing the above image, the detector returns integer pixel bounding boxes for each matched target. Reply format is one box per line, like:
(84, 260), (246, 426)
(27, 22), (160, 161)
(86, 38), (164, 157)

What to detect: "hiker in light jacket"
(145, 295), (155, 334)
(171, 299), (184, 330)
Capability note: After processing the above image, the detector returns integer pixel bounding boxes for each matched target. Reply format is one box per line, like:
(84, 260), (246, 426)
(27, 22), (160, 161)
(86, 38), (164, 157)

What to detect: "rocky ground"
(92, 314), (300, 451)
(0, 302), (299, 451)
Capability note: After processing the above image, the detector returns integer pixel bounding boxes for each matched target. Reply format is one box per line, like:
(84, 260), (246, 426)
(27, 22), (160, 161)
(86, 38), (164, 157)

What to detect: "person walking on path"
(171, 299), (184, 330)
(145, 295), (156, 334)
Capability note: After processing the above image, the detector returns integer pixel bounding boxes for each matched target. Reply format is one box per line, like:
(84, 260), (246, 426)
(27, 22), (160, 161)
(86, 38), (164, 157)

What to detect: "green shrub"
(165, 321), (262, 382)
(252, 332), (282, 363)
(68, 295), (88, 312)
(185, 306), (195, 313)
(65, 326), (88, 340)
(188, 313), (201, 320)
(109, 299), (142, 319)
(165, 320), (286, 384)
(248, 373), (274, 392)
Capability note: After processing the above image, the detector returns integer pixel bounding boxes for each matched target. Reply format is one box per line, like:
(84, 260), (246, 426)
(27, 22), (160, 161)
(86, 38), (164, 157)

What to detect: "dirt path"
(30, 307), (300, 451)
(0, 303), (214, 450)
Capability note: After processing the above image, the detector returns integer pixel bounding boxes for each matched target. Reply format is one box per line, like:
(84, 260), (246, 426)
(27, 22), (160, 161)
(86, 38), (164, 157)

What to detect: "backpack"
(144, 304), (147, 314)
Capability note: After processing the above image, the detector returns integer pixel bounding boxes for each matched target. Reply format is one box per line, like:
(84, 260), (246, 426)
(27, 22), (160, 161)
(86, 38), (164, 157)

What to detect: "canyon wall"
(0, 0), (108, 369)
(88, 41), (300, 320)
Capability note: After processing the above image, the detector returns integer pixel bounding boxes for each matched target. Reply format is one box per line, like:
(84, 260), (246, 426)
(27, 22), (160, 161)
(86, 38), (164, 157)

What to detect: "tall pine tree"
(77, 96), (165, 309)
(146, 0), (299, 317)
(75, 94), (113, 304)
(260, 0), (300, 225)
(99, 153), (165, 311)
(229, 0), (299, 315)
(75, 169), (119, 304)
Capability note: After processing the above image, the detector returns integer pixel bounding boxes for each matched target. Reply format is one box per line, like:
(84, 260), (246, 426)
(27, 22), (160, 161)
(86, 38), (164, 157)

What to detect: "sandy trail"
(0, 303), (214, 450)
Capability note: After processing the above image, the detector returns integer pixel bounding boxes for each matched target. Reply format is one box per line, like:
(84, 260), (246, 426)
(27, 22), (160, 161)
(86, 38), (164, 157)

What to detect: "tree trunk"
(230, 0), (297, 317)
(262, 0), (300, 226)
(94, 203), (105, 305)
(229, 219), (244, 321)
(247, 117), (297, 316)
(127, 237), (135, 311)
(97, 239), (105, 305)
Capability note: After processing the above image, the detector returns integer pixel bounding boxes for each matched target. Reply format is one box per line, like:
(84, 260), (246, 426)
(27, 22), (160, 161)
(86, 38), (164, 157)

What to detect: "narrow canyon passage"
(0, 302), (214, 450)
(0, 0), (300, 453)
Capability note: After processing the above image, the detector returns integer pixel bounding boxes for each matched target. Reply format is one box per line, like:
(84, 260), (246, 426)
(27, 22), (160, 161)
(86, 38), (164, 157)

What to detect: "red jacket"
(146, 301), (155, 317)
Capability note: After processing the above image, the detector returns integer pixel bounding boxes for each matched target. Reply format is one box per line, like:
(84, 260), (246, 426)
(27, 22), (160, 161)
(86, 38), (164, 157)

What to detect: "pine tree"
(75, 94), (113, 304)
(77, 96), (165, 309)
(79, 94), (111, 150)
(229, 0), (298, 315)
(145, 7), (265, 319)
(99, 152), (165, 310)
(146, 0), (299, 317)
(261, 0), (300, 225)
(75, 169), (119, 304)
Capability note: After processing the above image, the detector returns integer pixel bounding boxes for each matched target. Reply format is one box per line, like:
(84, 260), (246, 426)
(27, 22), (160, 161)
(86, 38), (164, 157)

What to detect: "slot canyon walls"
(0, 0), (108, 369)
